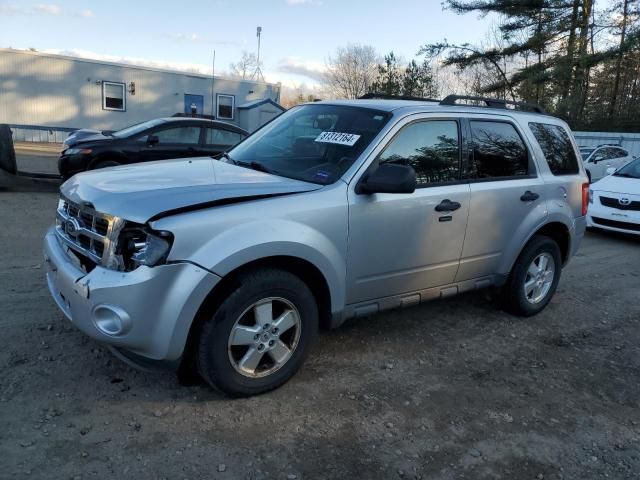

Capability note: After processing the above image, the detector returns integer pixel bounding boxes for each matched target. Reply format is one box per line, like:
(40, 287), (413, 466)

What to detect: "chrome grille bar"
(55, 196), (115, 267)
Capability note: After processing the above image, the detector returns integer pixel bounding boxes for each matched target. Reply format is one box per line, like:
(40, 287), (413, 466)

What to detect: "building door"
(184, 94), (204, 115)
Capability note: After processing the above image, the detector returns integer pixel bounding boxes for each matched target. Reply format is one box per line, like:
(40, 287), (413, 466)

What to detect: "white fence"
(573, 131), (640, 157)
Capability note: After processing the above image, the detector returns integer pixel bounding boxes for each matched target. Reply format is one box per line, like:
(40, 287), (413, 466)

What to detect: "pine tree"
(370, 52), (403, 95)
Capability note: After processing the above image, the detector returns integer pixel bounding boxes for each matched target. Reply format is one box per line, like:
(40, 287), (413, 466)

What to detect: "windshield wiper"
(613, 172), (636, 178)
(216, 153), (279, 175)
(235, 160), (279, 175)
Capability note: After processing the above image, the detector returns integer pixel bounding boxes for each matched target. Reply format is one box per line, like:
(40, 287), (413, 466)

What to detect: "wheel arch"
(88, 151), (127, 169)
(178, 255), (333, 378)
(504, 220), (571, 275)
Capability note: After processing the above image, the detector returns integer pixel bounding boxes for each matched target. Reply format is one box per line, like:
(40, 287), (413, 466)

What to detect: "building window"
(217, 94), (235, 120)
(102, 81), (126, 111)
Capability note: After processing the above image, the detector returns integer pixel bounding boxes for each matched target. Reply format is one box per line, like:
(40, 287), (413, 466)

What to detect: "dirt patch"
(1, 183), (639, 479)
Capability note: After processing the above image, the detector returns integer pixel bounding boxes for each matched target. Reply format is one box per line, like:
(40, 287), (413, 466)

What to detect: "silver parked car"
(43, 95), (589, 396)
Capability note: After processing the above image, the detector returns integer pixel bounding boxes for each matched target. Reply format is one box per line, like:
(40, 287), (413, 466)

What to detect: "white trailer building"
(0, 48), (284, 141)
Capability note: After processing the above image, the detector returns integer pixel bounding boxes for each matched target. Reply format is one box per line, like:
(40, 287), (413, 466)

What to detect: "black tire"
(90, 159), (120, 170)
(196, 268), (318, 397)
(503, 235), (562, 317)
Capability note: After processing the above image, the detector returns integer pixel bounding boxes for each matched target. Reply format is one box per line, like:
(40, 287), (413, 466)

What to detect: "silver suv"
(44, 95), (589, 396)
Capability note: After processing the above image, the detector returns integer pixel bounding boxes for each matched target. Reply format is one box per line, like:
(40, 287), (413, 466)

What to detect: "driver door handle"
(435, 199), (462, 212)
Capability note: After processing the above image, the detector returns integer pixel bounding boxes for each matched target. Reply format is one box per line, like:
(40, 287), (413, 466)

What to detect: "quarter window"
(529, 122), (579, 175)
(378, 120), (460, 185)
(468, 121), (529, 179)
(206, 128), (244, 146)
(217, 94), (235, 120)
(102, 81), (126, 111)
(153, 126), (201, 144)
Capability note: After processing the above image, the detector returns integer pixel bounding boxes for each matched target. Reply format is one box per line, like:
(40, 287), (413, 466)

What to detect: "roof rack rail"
(440, 95), (546, 114)
(359, 92), (440, 102)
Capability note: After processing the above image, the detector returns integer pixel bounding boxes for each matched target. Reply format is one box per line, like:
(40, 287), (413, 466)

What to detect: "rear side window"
(468, 121), (529, 179)
(206, 128), (244, 146)
(611, 147), (628, 159)
(378, 120), (460, 186)
(529, 122), (579, 175)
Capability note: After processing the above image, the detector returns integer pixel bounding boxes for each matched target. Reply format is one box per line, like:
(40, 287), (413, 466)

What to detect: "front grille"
(591, 216), (640, 232)
(55, 197), (113, 265)
(599, 196), (640, 211)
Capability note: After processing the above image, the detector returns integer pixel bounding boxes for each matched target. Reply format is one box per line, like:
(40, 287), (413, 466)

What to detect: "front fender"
(196, 219), (347, 313)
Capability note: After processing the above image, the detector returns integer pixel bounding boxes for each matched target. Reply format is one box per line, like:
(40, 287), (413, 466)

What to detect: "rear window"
(468, 121), (529, 179)
(529, 122), (579, 175)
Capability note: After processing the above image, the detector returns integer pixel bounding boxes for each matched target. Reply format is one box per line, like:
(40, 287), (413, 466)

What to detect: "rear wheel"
(196, 268), (318, 397)
(503, 235), (562, 316)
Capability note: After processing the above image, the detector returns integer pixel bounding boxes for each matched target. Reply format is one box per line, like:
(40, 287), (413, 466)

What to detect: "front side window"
(217, 94), (235, 120)
(153, 126), (201, 144)
(103, 81), (125, 111)
(227, 104), (391, 184)
(468, 121), (529, 179)
(206, 128), (243, 146)
(114, 119), (165, 138)
(593, 147), (618, 162)
(378, 120), (460, 185)
(529, 122), (579, 175)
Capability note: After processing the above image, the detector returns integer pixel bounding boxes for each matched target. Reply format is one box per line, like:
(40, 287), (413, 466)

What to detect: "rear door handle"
(520, 191), (540, 202)
(435, 199), (462, 212)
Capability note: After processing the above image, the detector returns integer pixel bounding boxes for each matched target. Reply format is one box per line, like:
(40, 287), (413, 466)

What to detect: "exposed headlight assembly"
(131, 232), (173, 267)
(117, 225), (173, 271)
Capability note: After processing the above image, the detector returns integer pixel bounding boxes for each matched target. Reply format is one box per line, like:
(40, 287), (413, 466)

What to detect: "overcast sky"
(0, 0), (496, 87)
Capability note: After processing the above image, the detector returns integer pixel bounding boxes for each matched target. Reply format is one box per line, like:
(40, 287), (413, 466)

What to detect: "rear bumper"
(570, 215), (587, 259)
(43, 228), (221, 362)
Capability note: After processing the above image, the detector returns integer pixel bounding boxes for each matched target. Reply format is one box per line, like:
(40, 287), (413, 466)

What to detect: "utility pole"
(211, 50), (216, 117)
(252, 26), (265, 82)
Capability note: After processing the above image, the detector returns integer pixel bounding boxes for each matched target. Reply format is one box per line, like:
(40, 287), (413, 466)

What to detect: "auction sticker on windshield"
(315, 131), (361, 146)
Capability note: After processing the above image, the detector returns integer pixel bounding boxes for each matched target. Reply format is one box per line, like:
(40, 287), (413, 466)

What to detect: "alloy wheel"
(227, 297), (301, 378)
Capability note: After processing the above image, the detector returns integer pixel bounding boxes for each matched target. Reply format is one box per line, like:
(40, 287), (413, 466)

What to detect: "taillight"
(581, 182), (589, 216)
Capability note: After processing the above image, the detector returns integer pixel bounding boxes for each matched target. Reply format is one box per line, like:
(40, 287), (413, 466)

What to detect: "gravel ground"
(1, 151), (639, 480)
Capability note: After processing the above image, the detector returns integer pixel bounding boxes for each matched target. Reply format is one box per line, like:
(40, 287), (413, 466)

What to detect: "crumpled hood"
(591, 175), (640, 195)
(60, 157), (322, 223)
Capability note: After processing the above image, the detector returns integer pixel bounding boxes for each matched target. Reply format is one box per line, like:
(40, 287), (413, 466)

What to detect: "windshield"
(112, 119), (166, 138)
(226, 104), (391, 184)
(613, 158), (640, 179)
(579, 147), (595, 160)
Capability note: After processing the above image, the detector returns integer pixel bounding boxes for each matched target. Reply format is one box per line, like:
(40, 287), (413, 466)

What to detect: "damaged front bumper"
(43, 227), (220, 364)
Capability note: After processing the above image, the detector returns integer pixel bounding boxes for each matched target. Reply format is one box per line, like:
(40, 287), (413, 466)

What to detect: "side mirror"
(147, 135), (159, 146)
(606, 167), (616, 175)
(358, 163), (416, 194)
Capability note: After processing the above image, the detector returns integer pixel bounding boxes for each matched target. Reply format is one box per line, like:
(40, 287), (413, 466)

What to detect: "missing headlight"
(117, 224), (173, 271)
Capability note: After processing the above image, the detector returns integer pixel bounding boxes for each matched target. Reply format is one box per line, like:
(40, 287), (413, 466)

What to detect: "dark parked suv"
(58, 117), (248, 179)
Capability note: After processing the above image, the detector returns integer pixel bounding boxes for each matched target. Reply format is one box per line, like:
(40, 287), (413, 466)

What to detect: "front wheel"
(196, 268), (318, 397)
(503, 235), (562, 316)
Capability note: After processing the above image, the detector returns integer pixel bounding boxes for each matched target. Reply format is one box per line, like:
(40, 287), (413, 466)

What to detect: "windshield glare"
(113, 119), (165, 138)
(227, 104), (391, 184)
(614, 158), (640, 179)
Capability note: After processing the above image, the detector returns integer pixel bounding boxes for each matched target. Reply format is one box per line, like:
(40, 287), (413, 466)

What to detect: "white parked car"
(587, 158), (640, 235)
(580, 144), (633, 183)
